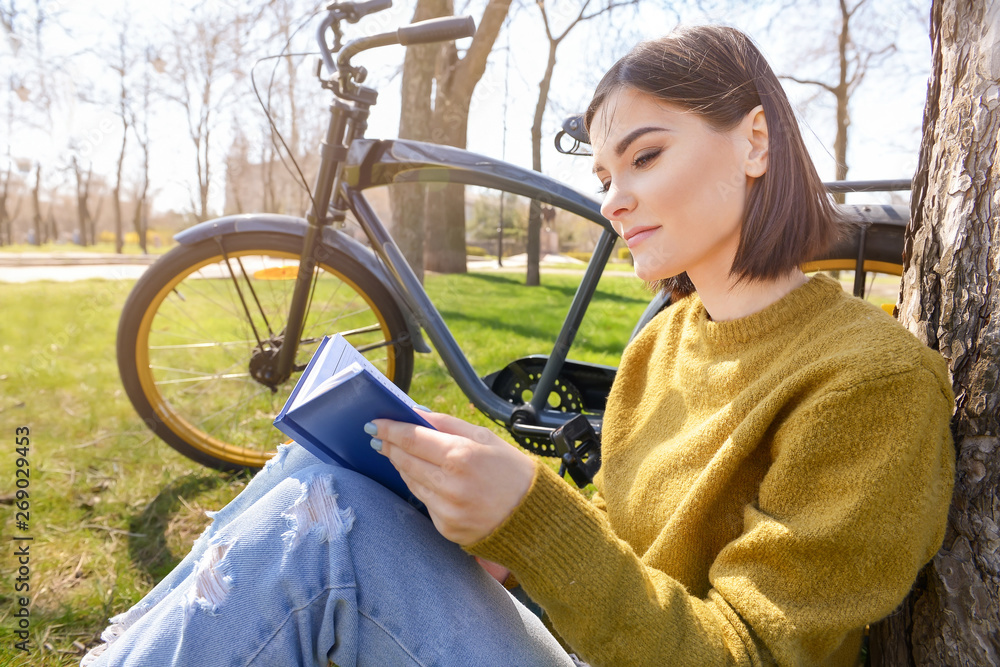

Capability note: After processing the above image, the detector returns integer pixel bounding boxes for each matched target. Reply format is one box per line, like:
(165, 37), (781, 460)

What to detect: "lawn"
(0, 269), (651, 666)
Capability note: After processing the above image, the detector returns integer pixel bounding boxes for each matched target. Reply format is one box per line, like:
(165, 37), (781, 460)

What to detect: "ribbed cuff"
(465, 462), (612, 599)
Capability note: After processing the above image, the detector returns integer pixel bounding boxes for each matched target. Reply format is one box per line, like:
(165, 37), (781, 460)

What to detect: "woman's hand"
(475, 557), (511, 585)
(369, 412), (536, 546)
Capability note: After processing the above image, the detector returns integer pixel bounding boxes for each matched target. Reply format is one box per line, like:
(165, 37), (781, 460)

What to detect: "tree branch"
(451, 0), (512, 100)
(780, 74), (838, 95)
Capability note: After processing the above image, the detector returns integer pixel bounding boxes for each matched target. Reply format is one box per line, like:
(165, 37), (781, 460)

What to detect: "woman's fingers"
(372, 419), (452, 465)
(382, 436), (449, 497)
(369, 415), (536, 545)
(418, 411), (491, 439)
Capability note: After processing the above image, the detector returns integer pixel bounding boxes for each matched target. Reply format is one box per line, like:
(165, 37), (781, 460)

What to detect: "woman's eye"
(597, 181), (610, 195)
(632, 148), (661, 169)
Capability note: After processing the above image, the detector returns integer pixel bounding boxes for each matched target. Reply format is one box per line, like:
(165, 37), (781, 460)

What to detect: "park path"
(0, 254), (156, 283)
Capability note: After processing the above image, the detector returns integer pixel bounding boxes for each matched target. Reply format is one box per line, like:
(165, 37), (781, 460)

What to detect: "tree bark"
(421, 0), (512, 274)
(389, 0), (447, 283)
(833, 0), (851, 202)
(870, 1), (1000, 664)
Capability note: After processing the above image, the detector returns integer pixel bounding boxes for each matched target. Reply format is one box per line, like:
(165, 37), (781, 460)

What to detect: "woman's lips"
(623, 225), (659, 247)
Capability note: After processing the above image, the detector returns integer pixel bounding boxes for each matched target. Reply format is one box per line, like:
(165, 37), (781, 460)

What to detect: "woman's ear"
(743, 105), (769, 179)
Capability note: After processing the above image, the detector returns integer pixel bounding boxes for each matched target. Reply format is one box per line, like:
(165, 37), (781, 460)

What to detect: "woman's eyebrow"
(592, 126), (671, 173)
(615, 126), (669, 156)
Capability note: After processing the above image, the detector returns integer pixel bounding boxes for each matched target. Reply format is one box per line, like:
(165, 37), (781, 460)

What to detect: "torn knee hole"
(187, 542), (232, 613)
(282, 474), (355, 551)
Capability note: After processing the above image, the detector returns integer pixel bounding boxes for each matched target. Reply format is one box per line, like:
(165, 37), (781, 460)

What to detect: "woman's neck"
(692, 269), (810, 322)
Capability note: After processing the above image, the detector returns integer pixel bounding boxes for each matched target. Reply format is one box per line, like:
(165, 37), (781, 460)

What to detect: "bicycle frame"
(172, 4), (913, 447)
(339, 137), (619, 434)
(173, 103), (914, 442)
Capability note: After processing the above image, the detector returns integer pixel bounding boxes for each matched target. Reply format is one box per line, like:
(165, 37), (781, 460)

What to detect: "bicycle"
(116, 0), (909, 476)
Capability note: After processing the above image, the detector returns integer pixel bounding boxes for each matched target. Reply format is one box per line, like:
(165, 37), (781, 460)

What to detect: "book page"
(303, 361), (363, 402)
(289, 336), (350, 410)
(333, 336), (419, 408)
(289, 334), (417, 411)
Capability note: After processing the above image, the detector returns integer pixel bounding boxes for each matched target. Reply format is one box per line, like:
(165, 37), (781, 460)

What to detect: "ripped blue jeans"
(81, 443), (576, 667)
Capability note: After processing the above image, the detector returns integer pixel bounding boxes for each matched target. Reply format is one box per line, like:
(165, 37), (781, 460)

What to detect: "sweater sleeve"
(466, 366), (954, 667)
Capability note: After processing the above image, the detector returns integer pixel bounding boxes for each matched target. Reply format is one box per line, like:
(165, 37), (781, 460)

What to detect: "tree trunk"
(74, 162), (94, 247)
(424, 89), (471, 274)
(870, 1), (1000, 664)
(0, 166), (10, 247)
(389, 0), (447, 283)
(31, 165), (42, 246)
(526, 42), (559, 286)
(833, 0), (850, 203)
(421, 0), (512, 274)
(114, 118), (127, 254)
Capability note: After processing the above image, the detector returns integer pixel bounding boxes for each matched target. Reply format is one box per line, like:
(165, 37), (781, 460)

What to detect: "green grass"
(0, 269), (650, 665)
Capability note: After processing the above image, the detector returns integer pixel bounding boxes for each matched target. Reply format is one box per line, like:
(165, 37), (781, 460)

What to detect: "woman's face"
(591, 87), (763, 287)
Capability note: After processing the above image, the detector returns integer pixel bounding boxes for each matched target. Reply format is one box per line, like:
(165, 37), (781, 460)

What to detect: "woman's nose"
(600, 183), (635, 222)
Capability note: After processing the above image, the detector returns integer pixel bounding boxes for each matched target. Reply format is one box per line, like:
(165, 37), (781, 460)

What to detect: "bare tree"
(163, 5), (251, 222)
(224, 123), (250, 215)
(107, 12), (134, 254)
(777, 0), (899, 201)
(0, 159), (21, 245)
(869, 0), (1000, 664)
(29, 162), (42, 244)
(69, 156), (96, 245)
(4, 0), (66, 245)
(130, 50), (158, 254)
(523, 0), (637, 285)
(389, 0), (446, 283)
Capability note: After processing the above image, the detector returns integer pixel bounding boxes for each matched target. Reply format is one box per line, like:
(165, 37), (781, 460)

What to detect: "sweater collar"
(691, 274), (843, 349)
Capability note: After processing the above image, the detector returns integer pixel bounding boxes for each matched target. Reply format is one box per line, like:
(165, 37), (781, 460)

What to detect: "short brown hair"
(585, 25), (838, 298)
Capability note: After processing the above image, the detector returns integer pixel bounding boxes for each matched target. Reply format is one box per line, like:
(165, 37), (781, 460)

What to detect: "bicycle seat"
(561, 114), (589, 144)
(555, 114), (591, 155)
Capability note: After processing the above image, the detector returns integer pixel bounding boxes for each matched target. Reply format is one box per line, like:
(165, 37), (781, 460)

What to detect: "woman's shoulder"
(797, 286), (951, 398)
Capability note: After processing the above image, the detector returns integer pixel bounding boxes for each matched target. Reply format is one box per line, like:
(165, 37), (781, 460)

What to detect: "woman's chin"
(632, 262), (675, 283)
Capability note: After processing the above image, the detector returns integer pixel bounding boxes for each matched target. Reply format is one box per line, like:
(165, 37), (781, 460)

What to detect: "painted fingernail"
(364, 422), (377, 435)
(370, 437), (383, 452)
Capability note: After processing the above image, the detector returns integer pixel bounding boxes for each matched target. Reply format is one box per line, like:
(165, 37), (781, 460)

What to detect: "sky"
(3, 0), (931, 221)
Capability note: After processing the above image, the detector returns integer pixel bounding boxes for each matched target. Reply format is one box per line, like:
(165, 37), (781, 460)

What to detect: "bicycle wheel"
(802, 218), (905, 310)
(630, 218), (906, 342)
(117, 232), (414, 471)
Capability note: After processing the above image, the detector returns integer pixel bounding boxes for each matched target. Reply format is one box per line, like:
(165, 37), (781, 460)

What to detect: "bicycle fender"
(173, 214), (431, 353)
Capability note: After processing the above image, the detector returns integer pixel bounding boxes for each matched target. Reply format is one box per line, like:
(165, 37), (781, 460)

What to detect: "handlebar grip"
(397, 16), (476, 46)
(344, 0), (393, 23)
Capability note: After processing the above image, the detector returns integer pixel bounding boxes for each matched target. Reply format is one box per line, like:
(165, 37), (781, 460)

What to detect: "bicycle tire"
(801, 219), (905, 308)
(117, 231), (414, 471)
(629, 219), (906, 341)
(803, 217), (905, 275)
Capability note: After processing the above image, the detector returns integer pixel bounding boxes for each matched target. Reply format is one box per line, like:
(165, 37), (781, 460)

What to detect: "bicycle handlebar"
(318, 3), (476, 91)
(397, 16), (476, 45)
(336, 16), (476, 68)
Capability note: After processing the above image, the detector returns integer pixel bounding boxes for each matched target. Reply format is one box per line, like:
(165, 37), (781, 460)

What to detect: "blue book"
(273, 334), (434, 515)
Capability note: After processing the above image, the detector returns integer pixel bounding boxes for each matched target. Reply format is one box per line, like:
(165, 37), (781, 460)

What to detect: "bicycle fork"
(268, 99), (361, 385)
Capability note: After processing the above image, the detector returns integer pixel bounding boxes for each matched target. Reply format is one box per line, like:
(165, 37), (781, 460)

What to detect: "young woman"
(84, 25), (955, 667)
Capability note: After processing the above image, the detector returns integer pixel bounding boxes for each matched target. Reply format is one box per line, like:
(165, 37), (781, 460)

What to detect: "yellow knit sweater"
(468, 275), (955, 666)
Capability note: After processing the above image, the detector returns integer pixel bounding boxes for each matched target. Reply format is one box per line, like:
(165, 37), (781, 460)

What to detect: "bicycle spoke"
(154, 372), (253, 386)
(149, 340), (256, 350)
